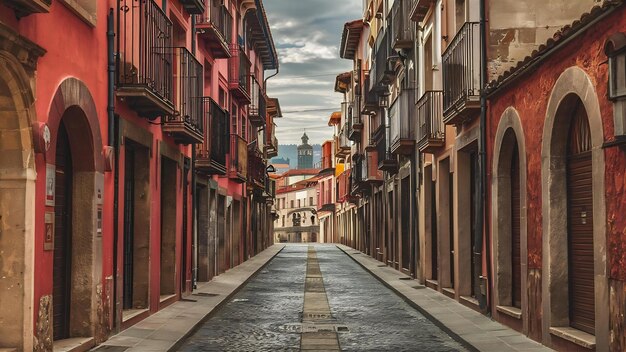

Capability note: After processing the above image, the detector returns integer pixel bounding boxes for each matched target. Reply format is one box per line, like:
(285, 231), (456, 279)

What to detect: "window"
(309, 197), (314, 206)
(282, 215), (285, 227)
(231, 103), (238, 135)
(219, 88), (227, 109)
(290, 200), (294, 208)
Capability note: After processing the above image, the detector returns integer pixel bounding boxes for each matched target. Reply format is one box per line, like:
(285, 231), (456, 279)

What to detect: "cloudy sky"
(263, 0), (362, 145)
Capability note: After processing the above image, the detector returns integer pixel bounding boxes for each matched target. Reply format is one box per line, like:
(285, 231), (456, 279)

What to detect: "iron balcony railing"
(363, 71), (378, 112)
(390, 90), (416, 153)
(117, 0), (173, 112)
(163, 47), (203, 143)
(417, 90), (445, 151)
(229, 134), (248, 182)
(391, 0), (414, 49)
(196, 1), (232, 46)
(196, 97), (229, 174)
(228, 44), (251, 101)
(249, 76), (267, 126)
(247, 144), (265, 188)
(442, 22), (481, 122)
(374, 29), (393, 87)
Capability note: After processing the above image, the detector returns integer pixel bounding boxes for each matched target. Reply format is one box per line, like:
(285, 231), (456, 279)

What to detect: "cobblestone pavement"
(178, 244), (467, 351)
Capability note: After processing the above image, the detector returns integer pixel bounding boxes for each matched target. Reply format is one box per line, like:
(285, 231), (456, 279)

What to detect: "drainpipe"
(477, 0), (490, 313)
(191, 11), (198, 291)
(107, 8), (120, 331)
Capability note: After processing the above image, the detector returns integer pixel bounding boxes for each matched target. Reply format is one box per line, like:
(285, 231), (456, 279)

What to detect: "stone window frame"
(491, 107), (528, 332)
(540, 66), (608, 350)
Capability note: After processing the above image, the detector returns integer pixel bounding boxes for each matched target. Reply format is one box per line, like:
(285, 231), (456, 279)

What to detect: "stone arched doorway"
(541, 67), (608, 349)
(491, 107), (528, 333)
(46, 78), (104, 344)
(0, 51), (38, 350)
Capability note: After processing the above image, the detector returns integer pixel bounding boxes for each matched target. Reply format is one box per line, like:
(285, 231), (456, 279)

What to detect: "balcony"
(391, 0), (414, 49)
(390, 91), (416, 155)
(116, 0), (174, 119)
(364, 150), (383, 184)
(373, 29), (394, 88)
(410, 0), (434, 23)
(417, 91), (445, 153)
(335, 123), (351, 158)
(249, 76), (267, 127)
(376, 130), (398, 173)
(247, 144), (265, 190)
(442, 22), (481, 125)
(229, 44), (251, 104)
(196, 97), (229, 175)
(337, 169), (356, 203)
(362, 72), (378, 114)
(3, 0), (50, 17)
(163, 48), (204, 144)
(348, 100), (363, 142)
(228, 134), (248, 183)
(351, 154), (366, 195)
(263, 177), (276, 203)
(179, 0), (204, 14)
(264, 122), (278, 158)
(196, 1), (232, 59)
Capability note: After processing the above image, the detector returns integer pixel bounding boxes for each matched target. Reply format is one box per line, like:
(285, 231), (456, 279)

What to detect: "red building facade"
(0, 0), (278, 350)
(487, 3), (626, 350)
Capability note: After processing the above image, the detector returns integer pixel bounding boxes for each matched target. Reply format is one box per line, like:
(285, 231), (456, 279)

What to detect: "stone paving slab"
(93, 244), (285, 352)
(336, 245), (554, 352)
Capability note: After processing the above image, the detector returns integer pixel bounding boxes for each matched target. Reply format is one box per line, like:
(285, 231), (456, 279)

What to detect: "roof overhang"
(328, 111), (342, 126)
(340, 19), (365, 60)
(267, 97), (282, 118)
(243, 0), (278, 70)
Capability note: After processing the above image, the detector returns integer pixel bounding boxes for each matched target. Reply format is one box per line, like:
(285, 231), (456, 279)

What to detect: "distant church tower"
(297, 132), (313, 169)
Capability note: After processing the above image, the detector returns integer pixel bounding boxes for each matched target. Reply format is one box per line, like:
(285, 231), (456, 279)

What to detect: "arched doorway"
(47, 78), (104, 343)
(565, 100), (594, 334)
(541, 67), (608, 348)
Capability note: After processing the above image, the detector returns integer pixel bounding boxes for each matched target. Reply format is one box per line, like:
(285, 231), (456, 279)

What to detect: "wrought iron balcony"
(264, 122), (278, 158)
(351, 154), (366, 195)
(348, 99), (363, 142)
(442, 22), (481, 125)
(391, 0), (414, 49)
(196, 1), (232, 58)
(363, 72), (378, 114)
(163, 47), (204, 144)
(179, 0), (204, 14)
(390, 91), (416, 155)
(117, 0), (174, 119)
(249, 76), (267, 127)
(263, 177), (276, 202)
(229, 44), (251, 104)
(228, 134), (248, 183)
(364, 150), (383, 183)
(3, 0), (50, 17)
(373, 29), (394, 88)
(417, 90), (445, 153)
(337, 169), (356, 203)
(247, 144), (265, 189)
(335, 123), (351, 158)
(376, 130), (398, 173)
(196, 97), (229, 175)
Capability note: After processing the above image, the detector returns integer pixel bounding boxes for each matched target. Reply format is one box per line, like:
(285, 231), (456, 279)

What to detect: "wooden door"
(123, 145), (135, 310)
(53, 122), (72, 341)
(511, 143), (522, 308)
(567, 107), (594, 334)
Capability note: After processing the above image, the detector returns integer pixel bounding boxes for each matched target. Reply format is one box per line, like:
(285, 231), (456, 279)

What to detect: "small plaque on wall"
(45, 164), (55, 207)
(44, 212), (54, 251)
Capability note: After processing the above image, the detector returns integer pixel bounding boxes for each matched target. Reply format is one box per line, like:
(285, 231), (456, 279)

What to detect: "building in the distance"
(297, 132), (314, 169)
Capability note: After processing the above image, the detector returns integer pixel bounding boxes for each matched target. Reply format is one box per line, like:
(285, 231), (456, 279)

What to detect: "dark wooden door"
(123, 145), (135, 310)
(511, 143), (522, 308)
(53, 122), (72, 341)
(567, 106), (595, 334)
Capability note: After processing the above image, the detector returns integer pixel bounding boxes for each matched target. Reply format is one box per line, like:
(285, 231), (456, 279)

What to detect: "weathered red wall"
(487, 7), (626, 347)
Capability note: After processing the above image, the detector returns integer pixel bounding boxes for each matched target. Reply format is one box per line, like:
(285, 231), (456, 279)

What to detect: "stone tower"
(297, 132), (313, 169)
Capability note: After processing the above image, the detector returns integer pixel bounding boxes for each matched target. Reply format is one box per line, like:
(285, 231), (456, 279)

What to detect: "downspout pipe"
(477, 0), (490, 313)
(191, 14), (198, 291)
(107, 8), (120, 331)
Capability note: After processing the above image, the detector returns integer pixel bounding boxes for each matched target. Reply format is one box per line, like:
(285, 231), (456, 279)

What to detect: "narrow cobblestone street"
(178, 245), (466, 351)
